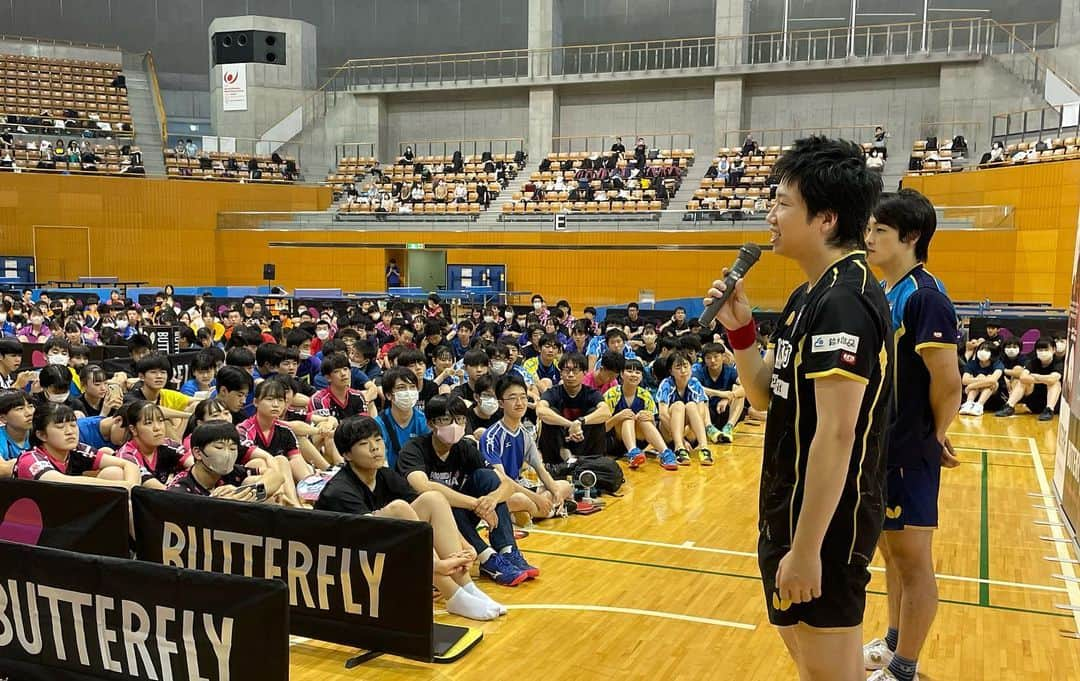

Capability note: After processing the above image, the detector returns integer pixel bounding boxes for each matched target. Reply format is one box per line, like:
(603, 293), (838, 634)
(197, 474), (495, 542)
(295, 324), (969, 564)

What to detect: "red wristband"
(726, 320), (758, 351)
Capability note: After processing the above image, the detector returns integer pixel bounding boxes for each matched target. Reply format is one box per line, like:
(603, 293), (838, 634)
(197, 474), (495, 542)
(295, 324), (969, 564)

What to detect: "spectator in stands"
(0, 130), (12, 149)
(866, 149), (884, 174)
(0, 391), (34, 473)
(174, 139), (186, 158)
(873, 126), (889, 159)
(611, 136), (626, 155)
(434, 179), (449, 203)
(80, 148), (99, 172)
(168, 421), (282, 500)
(374, 366), (430, 467)
(995, 339), (1062, 420)
(0, 149), (13, 170)
(634, 137), (647, 169)
(1054, 335), (1068, 364)
(959, 341), (1006, 416)
(657, 351), (712, 466)
(247, 157), (261, 180)
(185, 139), (197, 158)
(400, 146), (415, 165)
(410, 182), (424, 204)
(453, 183), (468, 204)
(1001, 338), (1027, 387)
(316, 415), (504, 619)
(17, 308), (52, 343)
(397, 394), (537, 586)
(741, 133), (758, 156)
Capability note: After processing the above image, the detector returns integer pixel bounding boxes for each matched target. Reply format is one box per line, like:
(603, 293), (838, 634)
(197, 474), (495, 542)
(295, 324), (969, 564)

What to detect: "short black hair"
(432, 344), (454, 361)
(320, 352), (351, 376)
(495, 372), (528, 399)
(354, 340), (376, 361)
(424, 394), (469, 421)
(872, 189), (938, 262)
(70, 344), (89, 359)
(381, 366), (418, 395)
(1035, 338), (1054, 351)
(285, 329), (312, 348)
(31, 402), (77, 445)
(121, 400), (165, 430)
(772, 135), (883, 251)
(190, 421), (242, 453)
(669, 351), (694, 368)
(225, 347), (255, 368)
(462, 349), (490, 368)
(334, 415), (383, 454)
(254, 343), (285, 368)
(254, 378), (289, 401)
(39, 365), (72, 391)
(128, 334), (153, 351)
(43, 337), (71, 354)
(0, 390), (31, 415)
(190, 349), (219, 373)
(604, 328), (627, 342)
(473, 372), (496, 395)
(623, 358), (645, 373)
(396, 348), (426, 367)
(79, 363), (107, 385)
(597, 351), (626, 374)
(540, 333), (561, 349)
(215, 365), (253, 393)
(0, 338), (22, 356)
(135, 352), (172, 375)
(703, 342), (727, 358)
(561, 352), (588, 371)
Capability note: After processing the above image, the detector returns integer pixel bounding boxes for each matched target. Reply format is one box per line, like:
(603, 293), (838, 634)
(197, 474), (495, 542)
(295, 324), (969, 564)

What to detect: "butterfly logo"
(885, 505), (903, 519)
(772, 592), (792, 612)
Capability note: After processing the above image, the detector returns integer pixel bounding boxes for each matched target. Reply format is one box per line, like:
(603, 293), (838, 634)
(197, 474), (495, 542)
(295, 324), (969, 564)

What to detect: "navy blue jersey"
(884, 264), (958, 465)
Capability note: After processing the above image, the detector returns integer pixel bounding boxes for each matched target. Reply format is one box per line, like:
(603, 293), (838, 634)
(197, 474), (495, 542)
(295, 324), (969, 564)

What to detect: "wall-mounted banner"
(222, 66), (247, 111)
(0, 479), (129, 557)
(0, 540), (289, 681)
(131, 488), (435, 661)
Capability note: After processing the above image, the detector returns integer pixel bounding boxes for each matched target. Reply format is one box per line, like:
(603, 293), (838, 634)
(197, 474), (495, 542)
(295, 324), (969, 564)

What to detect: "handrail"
(144, 51), (168, 146)
(0, 33), (120, 52)
(397, 137), (525, 158)
(714, 124), (883, 150)
(551, 132), (693, 155)
(986, 19), (1080, 95)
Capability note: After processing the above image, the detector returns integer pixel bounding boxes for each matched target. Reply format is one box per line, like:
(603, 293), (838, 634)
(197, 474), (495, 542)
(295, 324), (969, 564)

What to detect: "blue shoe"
(479, 552), (528, 586)
(659, 449), (679, 471)
(503, 547), (539, 579)
(626, 447), (645, 469)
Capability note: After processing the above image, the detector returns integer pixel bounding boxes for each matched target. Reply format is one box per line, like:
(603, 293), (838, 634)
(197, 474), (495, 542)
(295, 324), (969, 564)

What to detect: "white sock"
(445, 587), (499, 621)
(478, 548), (496, 563)
(499, 545), (513, 554)
(465, 582), (507, 615)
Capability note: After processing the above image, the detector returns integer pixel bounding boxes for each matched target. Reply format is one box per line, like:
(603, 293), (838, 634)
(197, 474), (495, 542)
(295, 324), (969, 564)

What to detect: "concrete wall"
(0, 38), (120, 64)
(939, 59), (1050, 143)
(386, 90), (530, 155)
(556, 80), (714, 152)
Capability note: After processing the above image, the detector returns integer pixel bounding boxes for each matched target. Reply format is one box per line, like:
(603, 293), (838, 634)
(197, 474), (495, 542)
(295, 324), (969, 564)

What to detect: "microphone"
(698, 243), (762, 327)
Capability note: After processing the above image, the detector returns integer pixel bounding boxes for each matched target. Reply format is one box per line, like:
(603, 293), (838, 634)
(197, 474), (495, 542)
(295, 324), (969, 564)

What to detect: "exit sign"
(406, 243), (425, 250)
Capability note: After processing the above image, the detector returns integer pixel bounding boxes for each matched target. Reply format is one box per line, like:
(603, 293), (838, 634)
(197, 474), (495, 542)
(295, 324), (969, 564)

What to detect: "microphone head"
(739, 243), (762, 265)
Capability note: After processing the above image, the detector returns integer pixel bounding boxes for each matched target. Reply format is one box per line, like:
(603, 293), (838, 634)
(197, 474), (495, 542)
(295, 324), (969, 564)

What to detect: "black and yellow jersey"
(761, 251), (893, 566)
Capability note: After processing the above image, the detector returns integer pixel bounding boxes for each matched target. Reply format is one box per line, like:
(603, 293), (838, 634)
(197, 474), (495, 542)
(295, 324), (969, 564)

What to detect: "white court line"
(434, 604), (756, 630)
(953, 445), (1031, 457)
(527, 528), (1068, 593)
(1025, 436), (1080, 631)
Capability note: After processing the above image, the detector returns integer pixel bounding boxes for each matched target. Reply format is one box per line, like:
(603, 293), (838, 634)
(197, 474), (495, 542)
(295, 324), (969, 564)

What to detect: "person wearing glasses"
(481, 373), (574, 522)
(397, 394), (537, 587)
(535, 352), (613, 465)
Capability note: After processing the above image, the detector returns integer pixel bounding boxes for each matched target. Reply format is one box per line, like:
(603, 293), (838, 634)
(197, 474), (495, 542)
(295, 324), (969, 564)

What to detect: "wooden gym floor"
(290, 415), (1080, 680)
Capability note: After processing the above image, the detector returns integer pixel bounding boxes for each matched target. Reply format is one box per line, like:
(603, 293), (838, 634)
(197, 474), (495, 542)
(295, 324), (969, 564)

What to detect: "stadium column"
(1062, 0), (1080, 46)
(713, 1), (747, 152)
(713, 78), (744, 156)
(527, 0), (562, 162)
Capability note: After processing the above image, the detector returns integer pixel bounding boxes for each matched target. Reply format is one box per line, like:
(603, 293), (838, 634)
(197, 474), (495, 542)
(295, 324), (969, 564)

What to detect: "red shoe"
(627, 447), (646, 469)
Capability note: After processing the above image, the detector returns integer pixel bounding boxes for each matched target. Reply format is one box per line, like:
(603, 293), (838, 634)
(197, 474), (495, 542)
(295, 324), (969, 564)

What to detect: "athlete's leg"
(667, 402), (687, 449)
(685, 401), (710, 447)
(636, 421), (669, 454)
(1047, 381), (1062, 409)
(619, 419), (638, 451)
(787, 624), (864, 681)
(883, 528), (938, 664)
(975, 387), (993, 406)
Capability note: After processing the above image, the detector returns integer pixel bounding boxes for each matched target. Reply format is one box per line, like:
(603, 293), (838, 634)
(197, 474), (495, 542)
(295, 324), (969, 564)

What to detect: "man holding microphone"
(704, 136), (892, 681)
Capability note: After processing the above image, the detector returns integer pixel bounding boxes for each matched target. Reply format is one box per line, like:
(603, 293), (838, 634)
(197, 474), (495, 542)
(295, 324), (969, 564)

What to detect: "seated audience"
(995, 339), (1062, 420)
(959, 342), (1007, 416)
(656, 351), (712, 466)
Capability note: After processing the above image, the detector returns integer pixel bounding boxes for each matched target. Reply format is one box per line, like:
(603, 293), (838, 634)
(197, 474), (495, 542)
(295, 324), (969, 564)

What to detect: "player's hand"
(435, 554), (473, 577)
(617, 408), (635, 422)
(940, 436), (960, 468)
(455, 545), (477, 563)
(775, 548), (822, 605)
(635, 410), (653, 423)
(474, 496), (495, 519)
(532, 492), (553, 518)
(705, 270), (754, 331)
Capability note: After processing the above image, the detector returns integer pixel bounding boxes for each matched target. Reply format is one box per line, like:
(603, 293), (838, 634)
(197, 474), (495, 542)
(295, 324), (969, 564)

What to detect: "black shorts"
(883, 446), (942, 531)
(1022, 384), (1052, 413)
(759, 538), (872, 629)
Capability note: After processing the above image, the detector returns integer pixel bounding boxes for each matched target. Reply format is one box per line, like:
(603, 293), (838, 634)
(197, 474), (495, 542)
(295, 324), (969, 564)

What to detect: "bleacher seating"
(0, 53), (132, 137)
(502, 148), (693, 215)
(685, 145), (782, 218)
(335, 152), (515, 216)
(0, 136), (143, 176)
(990, 138), (1080, 167)
(164, 149), (299, 183)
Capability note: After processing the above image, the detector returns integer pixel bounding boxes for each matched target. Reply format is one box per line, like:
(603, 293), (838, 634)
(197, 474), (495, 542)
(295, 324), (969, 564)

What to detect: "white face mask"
(46, 391), (68, 403)
(977, 350), (992, 362)
(1056, 342), (1067, 353)
(1004, 347), (1020, 358)
(477, 396), (499, 417)
(116, 319), (129, 330)
(299, 350), (311, 360)
(483, 315), (494, 323)
(0, 313), (6, 322)
(504, 311), (514, 320)
(393, 388), (419, 411)
(47, 353), (69, 366)
(370, 312), (381, 322)
(490, 360), (508, 376)
(1037, 350), (1053, 362)
(315, 329), (330, 340)
(532, 301), (543, 310)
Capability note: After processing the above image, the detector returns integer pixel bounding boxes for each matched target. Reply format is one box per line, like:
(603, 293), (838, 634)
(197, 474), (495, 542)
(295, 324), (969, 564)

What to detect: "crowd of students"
(0, 279), (1062, 623)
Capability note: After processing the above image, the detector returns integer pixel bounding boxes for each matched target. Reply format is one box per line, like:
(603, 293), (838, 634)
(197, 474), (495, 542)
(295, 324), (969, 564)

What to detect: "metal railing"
(0, 33), (121, 51)
(396, 137), (525, 159)
(551, 133), (693, 155)
(714, 125), (882, 151)
(333, 142), (377, 168)
(991, 104), (1080, 146)
(144, 51), (168, 146)
(217, 204), (1011, 233)
(321, 17), (1054, 90)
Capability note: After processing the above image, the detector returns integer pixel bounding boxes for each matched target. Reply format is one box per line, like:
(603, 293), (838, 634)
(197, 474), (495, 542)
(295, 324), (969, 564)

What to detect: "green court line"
(526, 549), (1072, 620)
(980, 450), (991, 607)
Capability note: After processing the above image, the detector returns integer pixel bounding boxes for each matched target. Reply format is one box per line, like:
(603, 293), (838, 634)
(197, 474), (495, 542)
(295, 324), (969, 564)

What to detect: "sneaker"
(995, 405), (1015, 417)
(698, 447), (714, 466)
(626, 447), (646, 469)
(720, 423), (734, 443)
(970, 402), (984, 416)
(706, 424), (722, 444)
(479, 552), (528, 587)
(675, 448), (691, 466)
(1039, 408), (1055, 421)
(867, 669), (919, 681)
(958, 401), (972, 415)
(863, 638), (893, 671)
(504, 547), (539, 579)
(659, 449), (679, 470)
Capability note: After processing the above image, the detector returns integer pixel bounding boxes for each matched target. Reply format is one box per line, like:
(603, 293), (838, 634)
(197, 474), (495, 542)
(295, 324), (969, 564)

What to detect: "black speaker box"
(212, 31), (286, 66)
(263, 263), (276, 280)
